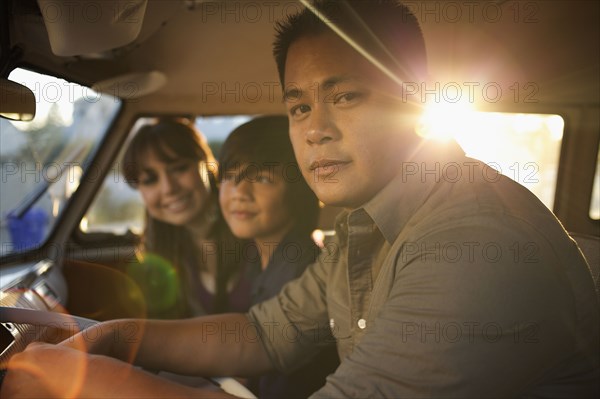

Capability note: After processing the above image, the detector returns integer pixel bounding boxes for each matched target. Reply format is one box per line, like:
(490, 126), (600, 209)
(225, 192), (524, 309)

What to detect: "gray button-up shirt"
(247, 141), (599, 397)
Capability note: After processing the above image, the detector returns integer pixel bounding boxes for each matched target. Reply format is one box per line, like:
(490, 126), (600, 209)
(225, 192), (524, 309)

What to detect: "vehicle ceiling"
(7, 0), (600, 115)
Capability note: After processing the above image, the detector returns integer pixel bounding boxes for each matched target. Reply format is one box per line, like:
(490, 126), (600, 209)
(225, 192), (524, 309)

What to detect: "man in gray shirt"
(3, 1), (598, 398)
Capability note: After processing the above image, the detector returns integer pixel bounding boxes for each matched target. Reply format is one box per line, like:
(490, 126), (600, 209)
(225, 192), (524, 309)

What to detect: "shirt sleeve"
(311, 215), (597, 398)
(246, 247), (336, 374)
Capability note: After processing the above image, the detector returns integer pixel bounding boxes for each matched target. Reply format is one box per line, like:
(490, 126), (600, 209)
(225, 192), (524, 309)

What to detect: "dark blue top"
(246, 230), (339, 399)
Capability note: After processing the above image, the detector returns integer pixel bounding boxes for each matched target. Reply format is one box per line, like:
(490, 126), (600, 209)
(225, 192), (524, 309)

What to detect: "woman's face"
(219, 164), (295, 243)
(136, 148), (210, 228)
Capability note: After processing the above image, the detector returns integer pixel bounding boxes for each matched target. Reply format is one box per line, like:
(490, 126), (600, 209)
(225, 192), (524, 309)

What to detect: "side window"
(0, 68), (121, 255)
(81, 115), (252, 236)
(80, 117), (149, 235)
(418, 110), (564, 210)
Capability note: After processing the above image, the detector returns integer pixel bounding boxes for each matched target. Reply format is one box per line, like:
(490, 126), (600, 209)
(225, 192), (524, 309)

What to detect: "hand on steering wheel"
(0, 307), (257, 398)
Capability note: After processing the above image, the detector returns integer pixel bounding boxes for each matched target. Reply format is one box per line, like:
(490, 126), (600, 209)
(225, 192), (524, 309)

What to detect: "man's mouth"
(309, 159), (351, 177)
(309, 159), (351, 170)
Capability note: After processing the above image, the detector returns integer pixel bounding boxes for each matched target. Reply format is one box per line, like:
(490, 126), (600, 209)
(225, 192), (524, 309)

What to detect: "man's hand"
(1, 342), (104, 398)
(0, 314), (274, 398)
(0, 342), (235, 398)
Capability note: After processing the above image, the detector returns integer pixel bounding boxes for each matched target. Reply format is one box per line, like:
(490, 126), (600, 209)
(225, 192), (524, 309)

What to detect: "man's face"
(284, 33), (418, 209)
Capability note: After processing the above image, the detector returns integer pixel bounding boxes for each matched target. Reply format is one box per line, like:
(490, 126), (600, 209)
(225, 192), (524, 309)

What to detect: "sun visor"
(92, 71), (167, 99)
(37, 0), (148, 56)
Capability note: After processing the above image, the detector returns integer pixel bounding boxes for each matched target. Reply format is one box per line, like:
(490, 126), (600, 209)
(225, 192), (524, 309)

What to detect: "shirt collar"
(333, 210), (350, 247)
(363, 139), (466, 244)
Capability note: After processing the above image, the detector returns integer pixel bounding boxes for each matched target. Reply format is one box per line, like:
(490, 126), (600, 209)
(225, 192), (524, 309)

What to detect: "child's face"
(219, 164), (295, 244)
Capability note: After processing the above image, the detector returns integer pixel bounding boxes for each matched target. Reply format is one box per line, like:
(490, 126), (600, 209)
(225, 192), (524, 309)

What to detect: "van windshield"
(0, 68), (121, 256)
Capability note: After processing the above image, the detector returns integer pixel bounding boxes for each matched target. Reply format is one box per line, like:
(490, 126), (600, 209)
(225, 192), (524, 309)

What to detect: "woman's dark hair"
(218, 115), (320, 236)
(122, 118), (216, 187)
(122, 118), (238, 316)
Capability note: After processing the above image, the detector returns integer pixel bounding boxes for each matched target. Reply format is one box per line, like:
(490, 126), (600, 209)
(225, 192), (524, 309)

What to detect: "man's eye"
(334, 92), (362, 105)
(289, 104), (311, 118)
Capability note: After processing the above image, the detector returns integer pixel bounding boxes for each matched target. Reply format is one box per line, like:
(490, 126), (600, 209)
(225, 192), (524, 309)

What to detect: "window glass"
(417, 110), (563, 209)
(196, 115), (253, 157)
(0, 68), (121, 256)
(81, 115), (252, 235)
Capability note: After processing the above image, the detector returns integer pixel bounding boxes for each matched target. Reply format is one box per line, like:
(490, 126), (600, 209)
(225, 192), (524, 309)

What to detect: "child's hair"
(218, 115), (320, 236)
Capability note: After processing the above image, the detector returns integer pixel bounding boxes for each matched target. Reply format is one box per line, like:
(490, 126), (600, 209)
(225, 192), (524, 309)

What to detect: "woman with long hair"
(122, 118), (251, 318)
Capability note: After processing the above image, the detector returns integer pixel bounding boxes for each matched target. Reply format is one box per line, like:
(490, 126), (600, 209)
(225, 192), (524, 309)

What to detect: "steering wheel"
(0, 307), (257, 398)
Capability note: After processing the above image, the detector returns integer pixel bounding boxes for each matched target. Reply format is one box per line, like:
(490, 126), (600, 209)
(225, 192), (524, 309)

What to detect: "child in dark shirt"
(219, 115), (340, 399)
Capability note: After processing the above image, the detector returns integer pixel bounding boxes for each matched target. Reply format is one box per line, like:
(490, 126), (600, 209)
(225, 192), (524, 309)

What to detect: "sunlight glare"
(79, 217), (89, 232)
(414, 103), (564, 210)
(416, 101), (477, 142)
(546, 115), (565, 141)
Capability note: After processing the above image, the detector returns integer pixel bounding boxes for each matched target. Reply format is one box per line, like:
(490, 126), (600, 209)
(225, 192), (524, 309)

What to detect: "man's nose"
(306, 105), (339, 145)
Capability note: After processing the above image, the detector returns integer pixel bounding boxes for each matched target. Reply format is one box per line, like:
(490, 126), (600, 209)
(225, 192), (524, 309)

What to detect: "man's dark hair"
(273, 0), (427, 86)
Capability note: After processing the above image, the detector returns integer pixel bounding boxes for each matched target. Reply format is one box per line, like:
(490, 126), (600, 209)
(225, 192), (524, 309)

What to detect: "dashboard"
(0, 261), (257, 398)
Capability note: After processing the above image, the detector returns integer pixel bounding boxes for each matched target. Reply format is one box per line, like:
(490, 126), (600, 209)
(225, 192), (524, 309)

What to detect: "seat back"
(569, 232), (600, 296)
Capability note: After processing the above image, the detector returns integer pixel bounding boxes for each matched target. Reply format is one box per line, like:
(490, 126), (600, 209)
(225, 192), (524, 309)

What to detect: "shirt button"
(329, 318), (335, 330)
(357, 318), (367, 329)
